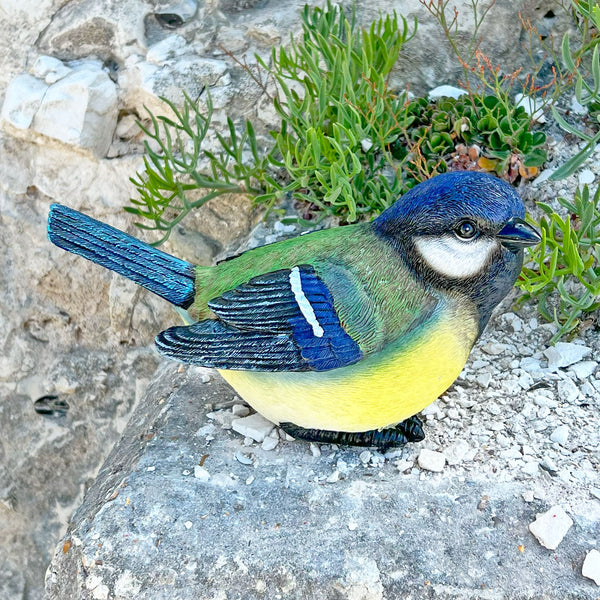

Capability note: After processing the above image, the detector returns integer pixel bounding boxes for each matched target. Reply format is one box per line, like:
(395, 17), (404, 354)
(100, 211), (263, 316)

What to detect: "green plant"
(549, 1), (600, 179)
(128, 2), (419, 242)
(394, 93), (546, 182)
(517, 184), (600, 341)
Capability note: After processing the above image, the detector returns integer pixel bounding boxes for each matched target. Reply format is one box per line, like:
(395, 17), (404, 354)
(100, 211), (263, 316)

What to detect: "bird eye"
(455, 220), (477, 240)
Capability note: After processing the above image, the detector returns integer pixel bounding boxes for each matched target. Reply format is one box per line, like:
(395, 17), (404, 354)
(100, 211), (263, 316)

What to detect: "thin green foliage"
(128, 91), (268, 244)
(549, 1), (600, 179)
(517, 184), (600, 341)
(128, 2), (418, 240)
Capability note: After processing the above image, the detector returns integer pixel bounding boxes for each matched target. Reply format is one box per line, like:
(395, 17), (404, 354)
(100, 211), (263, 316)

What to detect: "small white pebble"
(348, 520), (358, 531)
(417, 449), (446, 472)
(582, 549), (600, 586)
(550, 425), (569, 446)
(261, 436), (279, 451)
(578, 168), (595, 186)
(146, 466), (156, 472)
(557, 378), (579, 403)
(232, 404), (250, 417)
(184, 521), (193, 529)
(529, 505), (573, 550)
(544, 343), (592, 370)
(326, 470), (340, 483)
(231, 413), (275, 442)
(246, 475), (255, 485)
(309, 443), (321, 457)
(444, 440), (471, 466)
(92, 585), (109, 600)
(194, 466), (210, 481)
(359, 450), (372, 464)
(568, 361), (597, 380)
(428, 84), (468, 100)
(522, 490), (535, 503)
(235, 451), (254, 465)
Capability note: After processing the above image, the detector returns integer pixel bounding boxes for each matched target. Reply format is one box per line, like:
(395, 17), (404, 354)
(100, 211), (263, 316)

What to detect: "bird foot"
(279, 415), (425, 450)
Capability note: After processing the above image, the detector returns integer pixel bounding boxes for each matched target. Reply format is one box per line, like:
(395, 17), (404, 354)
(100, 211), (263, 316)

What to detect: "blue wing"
(155, 265), (363, 371)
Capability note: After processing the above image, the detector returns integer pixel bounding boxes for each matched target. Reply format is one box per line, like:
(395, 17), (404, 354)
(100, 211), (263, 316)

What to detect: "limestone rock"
(544, 343), (592, 370)
(1, 74), (48, 129)
(43, 364), (600, 600)
(582, 549), (600, 586)
(417, 448), (446, 472)
(529, 505), (573, 550)
(33, 62), (118, 156)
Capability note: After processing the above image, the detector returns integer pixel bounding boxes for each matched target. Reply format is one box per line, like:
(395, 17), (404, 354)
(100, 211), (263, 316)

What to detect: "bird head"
(373, 171), (540, 333)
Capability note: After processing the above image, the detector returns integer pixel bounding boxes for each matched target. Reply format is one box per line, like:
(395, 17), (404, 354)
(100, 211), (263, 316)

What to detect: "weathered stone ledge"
(45, 361), (600, 600)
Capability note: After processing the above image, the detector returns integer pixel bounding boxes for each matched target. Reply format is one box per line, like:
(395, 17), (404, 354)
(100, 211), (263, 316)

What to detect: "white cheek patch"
(414, 235), (498, 279)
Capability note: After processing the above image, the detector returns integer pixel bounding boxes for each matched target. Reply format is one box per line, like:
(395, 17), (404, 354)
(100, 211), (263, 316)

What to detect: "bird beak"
(498, 217), (541, 252)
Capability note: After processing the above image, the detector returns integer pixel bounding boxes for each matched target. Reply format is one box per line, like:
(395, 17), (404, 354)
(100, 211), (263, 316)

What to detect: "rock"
(544, 343), (592, 370)
(557, 377), (580, 403)
(444, 440), (471, 466)
(41, 361), (600, 600)
(550, 425), (570, 446)
(417, 449), (446, 472)
(206, 410), (235, 430)
(568, 361), (597, 380)
(33, 62), (118, 156)
(231, 413), (274, 443)
(231, 404), (250, 417)
(578, 169), (595, 186)
(529, 505), (573, 550)
(261, 436), (279, 451)
(522, 461), (539, 476)
(522, 490), (535, 503)
(1, 74), (48, 129)
(532, 168), (555, 185)
(476, 372), (492, 388)
(582, 550), (600, 586)
(514, 93), (547, 123)
(31, 55), (72, 84)
(146, 34), (188, 65)
(428, 84), (467, 99)
(193, 466), (210, 481)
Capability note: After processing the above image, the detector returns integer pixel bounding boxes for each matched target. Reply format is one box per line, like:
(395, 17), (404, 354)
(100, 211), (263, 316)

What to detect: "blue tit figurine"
(47, 171), (540, 449)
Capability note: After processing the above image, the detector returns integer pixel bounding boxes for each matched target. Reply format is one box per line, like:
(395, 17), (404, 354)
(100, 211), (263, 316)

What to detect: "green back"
(191, 223), (437, 354)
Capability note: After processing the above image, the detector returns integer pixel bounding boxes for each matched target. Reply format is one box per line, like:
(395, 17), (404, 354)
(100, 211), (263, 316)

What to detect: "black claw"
(279, 415), (426, 451)
(397, 415), (425, 443)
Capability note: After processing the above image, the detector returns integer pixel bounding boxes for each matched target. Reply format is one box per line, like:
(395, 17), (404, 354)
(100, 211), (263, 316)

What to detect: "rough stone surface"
(529, 505), (574, 550)
(44, 363), (600, 600)
(582, 549), (600, 586)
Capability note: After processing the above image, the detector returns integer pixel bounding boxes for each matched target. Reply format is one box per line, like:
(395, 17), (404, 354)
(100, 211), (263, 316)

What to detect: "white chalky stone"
(578, 169), (595, 186)
(544, 343), (592, 369)
(568, 361), (597, 380)
(417, 449), (446, 472)
(261, 436), (279, 451)
(529, 505), (573, 550)
(428, 85), (468, 100)
(557, 378), (579, 403)
(582, 549), (600, 586)
(444, 440), (471, 466)
(231, 413), (275, 443)
(194, 466), (210, 481)
(550, 425), (569, 446)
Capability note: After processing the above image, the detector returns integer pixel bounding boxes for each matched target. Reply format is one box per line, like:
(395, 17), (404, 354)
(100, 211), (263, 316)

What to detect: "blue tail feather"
(48, 204), (196, 308)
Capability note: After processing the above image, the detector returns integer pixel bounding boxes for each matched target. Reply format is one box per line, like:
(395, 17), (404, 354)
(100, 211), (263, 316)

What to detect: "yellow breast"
(219, 305), (477, 432)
